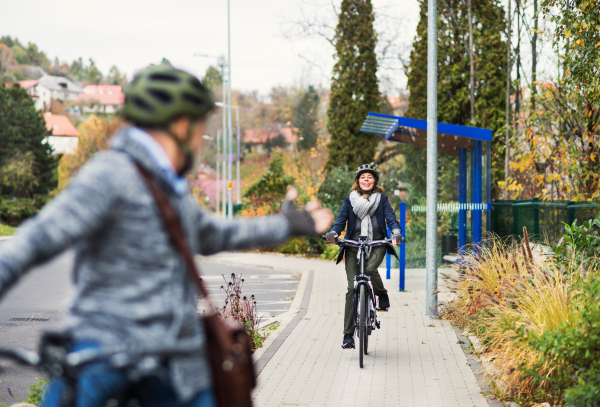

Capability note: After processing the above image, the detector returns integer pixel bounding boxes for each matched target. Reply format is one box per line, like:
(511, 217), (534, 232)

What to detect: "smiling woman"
(325, 164), (403, 349)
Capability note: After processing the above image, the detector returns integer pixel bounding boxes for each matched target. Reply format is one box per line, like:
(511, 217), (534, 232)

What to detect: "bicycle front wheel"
(364, 289), (369, 356)
(359, 284), (366, 368)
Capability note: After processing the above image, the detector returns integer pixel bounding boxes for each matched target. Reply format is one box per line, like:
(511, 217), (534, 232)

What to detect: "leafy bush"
(26, 377), (48, 405)
(0, 195), (49, 226)
(517, 275), (600, 406)
(553, 218), (600, 273)
(274, 237), (310, 255)
(274, 234), (326, 257)
(319, 243), (339, 260)
(243, 153), (295, 214)
(316, 165), (354, 217)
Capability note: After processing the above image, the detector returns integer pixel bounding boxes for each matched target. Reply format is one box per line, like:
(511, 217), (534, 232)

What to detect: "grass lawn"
(0, 223), (15, 236)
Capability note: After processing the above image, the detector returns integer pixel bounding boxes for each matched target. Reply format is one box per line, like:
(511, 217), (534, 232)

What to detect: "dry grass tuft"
(441, 228), (573, 402)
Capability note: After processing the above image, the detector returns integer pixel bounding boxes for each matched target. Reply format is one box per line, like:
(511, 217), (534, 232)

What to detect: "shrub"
(243, 153), (295, 214)
(316, 165), (354, 217)
(319, 243), (339, 260)
(518, 275), (600, 406)
(0, 195), (49, 226)
(553, 218), (600, 274)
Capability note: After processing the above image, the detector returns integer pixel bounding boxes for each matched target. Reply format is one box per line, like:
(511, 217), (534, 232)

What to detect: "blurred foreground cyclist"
(0, 65), (332, 407)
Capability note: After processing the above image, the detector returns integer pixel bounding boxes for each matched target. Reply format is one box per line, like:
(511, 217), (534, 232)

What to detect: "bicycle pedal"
(376, 321), (381, 329)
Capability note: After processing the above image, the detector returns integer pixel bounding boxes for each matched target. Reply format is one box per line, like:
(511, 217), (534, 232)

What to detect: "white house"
(18, 80), (52, 111)
(38, 75), (83, 102)
(43, 112), (80, 155)
(76, 85), (125, 114)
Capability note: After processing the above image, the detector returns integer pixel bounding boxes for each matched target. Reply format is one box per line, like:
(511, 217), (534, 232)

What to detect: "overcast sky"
(1, 0), (420, 97)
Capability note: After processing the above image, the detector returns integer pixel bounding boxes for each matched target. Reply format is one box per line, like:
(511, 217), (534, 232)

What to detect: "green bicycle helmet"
(355, 164), (379, 181)
(123, 65), (215, 128)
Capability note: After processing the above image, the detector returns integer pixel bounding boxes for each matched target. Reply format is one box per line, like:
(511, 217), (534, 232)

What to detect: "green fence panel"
(491, 199), (600, 244)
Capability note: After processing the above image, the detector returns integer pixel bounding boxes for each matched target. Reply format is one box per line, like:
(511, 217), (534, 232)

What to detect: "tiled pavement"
(202, 252), (489, 407)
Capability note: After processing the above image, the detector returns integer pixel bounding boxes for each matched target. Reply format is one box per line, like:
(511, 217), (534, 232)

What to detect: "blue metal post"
(472, 141), (483, 246)
(486, 141), (492, 235)
(458, 148), (467, 254)
(386, 226), (391, 280)
(400, 203), (406, 291)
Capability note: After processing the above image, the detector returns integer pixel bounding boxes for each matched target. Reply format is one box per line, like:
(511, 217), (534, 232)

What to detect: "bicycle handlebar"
(323, 237), (393, 248)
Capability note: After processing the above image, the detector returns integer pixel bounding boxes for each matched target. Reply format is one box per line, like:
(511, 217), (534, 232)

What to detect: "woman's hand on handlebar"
(391, 232), (404, 247)
(325, 231), (338, 242)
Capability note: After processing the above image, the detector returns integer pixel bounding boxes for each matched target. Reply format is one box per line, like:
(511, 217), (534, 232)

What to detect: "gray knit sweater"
(0, 127), (291, 401)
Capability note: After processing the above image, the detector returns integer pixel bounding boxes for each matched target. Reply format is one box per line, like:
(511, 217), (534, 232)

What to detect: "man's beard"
(177, 152), (195, 177)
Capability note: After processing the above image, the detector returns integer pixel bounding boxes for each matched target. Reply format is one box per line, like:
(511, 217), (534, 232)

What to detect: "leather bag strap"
(135, 163), (212, 303)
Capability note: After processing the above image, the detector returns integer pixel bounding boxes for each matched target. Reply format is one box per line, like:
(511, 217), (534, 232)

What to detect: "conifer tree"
(0, 84), (57, 197)
(293, 85), (320, 151)
(325, 0), (380, 170)
(403, 0), (507, 199)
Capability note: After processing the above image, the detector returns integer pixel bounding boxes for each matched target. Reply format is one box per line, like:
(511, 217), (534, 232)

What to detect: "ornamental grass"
(441, 227), (578, 403)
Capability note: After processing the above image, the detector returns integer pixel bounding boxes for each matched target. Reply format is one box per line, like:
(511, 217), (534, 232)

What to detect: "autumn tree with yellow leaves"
(500, 0), (600, 201)
(58, 115), (121, 189)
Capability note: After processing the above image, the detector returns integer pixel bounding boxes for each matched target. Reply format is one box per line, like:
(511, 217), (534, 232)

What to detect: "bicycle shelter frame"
(361, 113), (493, 289)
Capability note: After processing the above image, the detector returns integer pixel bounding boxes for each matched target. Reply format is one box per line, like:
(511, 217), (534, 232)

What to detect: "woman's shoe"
(342, 334), (355, 349)
(378, 293), (390, 311)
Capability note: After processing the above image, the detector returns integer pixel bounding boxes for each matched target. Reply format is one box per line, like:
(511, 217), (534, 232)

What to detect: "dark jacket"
(330, 194), (401, 264)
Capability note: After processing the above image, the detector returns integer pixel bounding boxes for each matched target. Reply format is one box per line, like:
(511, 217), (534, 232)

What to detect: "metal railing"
(491, 198), (600, 243)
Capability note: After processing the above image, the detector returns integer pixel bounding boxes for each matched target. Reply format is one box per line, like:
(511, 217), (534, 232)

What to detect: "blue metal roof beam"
(361, 112), (492, 156)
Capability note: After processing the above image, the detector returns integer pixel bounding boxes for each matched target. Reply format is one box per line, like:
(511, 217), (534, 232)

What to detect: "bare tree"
(280, 0), (412, 90)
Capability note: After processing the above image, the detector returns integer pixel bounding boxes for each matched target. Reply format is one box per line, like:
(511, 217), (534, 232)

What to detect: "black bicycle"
(0, 331), (203, 407)
(325, 235), (399, 368)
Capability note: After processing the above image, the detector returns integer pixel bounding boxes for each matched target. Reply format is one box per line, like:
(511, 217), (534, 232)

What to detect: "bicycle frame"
(352, 236), (379, 336)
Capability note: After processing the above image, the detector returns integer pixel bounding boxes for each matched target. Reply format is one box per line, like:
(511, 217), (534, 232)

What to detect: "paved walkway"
(201, 252), (489, 407)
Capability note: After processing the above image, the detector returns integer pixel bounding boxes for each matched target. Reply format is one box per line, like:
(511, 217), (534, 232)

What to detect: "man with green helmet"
(0, 65), (332, 406)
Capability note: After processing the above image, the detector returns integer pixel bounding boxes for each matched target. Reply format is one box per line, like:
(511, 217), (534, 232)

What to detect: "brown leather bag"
(136, 164), (256, 407)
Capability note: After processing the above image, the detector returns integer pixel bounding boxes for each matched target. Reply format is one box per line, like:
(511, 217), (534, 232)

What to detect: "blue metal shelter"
(360, 112), (493, 255)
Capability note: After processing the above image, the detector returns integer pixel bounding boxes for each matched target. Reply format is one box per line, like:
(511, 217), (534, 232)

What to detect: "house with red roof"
(76, 85), (125, 114)
(43, 112), (80, 154)
(243, 126), (298, 153)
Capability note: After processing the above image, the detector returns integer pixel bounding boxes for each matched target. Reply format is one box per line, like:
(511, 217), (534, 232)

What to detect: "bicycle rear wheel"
(359, 284), (366, 368)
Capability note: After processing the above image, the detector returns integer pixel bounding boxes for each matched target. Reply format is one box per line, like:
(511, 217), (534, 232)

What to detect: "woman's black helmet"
(355, 164), (379, 181)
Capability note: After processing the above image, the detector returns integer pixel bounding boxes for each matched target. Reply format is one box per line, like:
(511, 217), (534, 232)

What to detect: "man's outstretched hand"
(282, 187), (333, 235)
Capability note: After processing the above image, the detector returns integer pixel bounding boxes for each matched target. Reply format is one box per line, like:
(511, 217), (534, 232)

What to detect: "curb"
(451, 325), (517, 407)
(251, 268), (312, 364)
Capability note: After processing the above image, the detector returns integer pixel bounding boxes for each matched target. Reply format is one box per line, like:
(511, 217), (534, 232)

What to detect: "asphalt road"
(0, 250), (299, 402)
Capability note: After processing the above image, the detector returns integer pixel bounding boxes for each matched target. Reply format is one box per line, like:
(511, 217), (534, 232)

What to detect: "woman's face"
(359, 173), (375, 192)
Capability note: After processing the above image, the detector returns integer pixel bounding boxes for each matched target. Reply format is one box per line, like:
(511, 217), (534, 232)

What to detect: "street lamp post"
(216, 103), (240, 206)
(425, 0), (439, 316)
(193, 53), (228, 218)
(216, 130), (220, 216)
(227, 0), (234, 220)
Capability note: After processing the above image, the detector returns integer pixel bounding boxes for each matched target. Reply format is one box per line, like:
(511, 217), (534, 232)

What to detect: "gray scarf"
(349, 190), (381, 258)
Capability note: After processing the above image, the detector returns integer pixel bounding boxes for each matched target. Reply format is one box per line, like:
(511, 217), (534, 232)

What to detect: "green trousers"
(343, 246), (387, 335)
